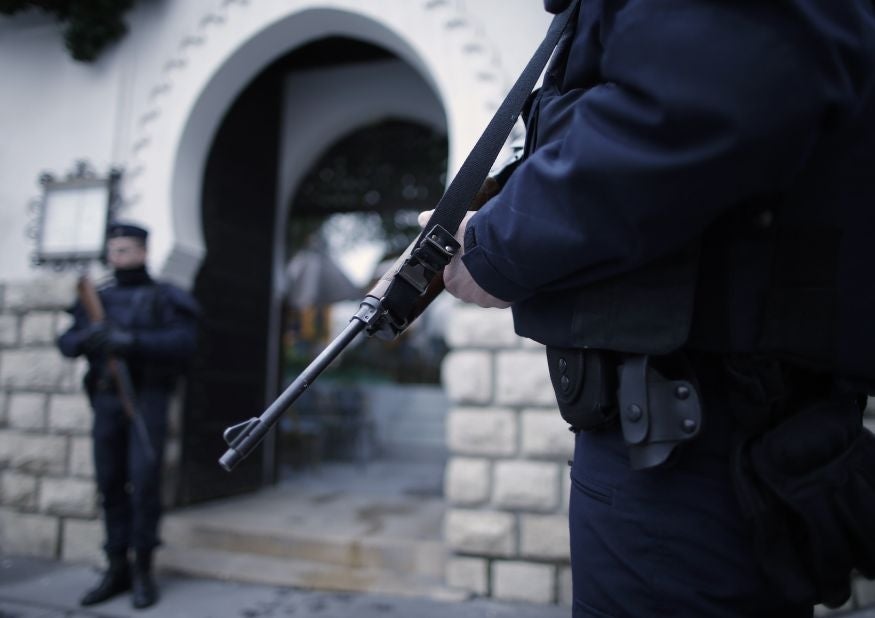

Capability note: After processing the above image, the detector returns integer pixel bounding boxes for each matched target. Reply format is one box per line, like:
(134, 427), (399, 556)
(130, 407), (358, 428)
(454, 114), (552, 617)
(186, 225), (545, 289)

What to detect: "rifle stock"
(77, 276), (106, 323)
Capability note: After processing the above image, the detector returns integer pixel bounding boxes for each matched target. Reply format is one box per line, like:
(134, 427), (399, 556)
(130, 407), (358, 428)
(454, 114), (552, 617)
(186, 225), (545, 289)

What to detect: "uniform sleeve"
(462, 1), (825, 302)
(56, 303), (90, 358)
(129, 286), (200, 361)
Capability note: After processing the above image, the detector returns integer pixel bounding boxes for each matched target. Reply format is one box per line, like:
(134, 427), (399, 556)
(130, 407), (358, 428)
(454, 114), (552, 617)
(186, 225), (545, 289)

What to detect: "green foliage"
(0, 0), (136, 62)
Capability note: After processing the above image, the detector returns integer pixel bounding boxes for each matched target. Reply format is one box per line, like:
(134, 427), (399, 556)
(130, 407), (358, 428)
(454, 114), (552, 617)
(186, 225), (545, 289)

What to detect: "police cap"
(107, 221), (149, 242)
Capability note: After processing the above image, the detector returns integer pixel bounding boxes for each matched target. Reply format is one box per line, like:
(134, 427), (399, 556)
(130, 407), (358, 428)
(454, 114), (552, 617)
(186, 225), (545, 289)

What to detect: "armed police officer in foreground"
(57, 222), (199, 610)
(431, 0), (875, 616)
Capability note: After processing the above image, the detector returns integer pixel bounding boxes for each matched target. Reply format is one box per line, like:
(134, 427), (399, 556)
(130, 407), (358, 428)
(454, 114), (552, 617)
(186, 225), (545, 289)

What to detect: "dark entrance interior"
(278, 119), (448, 476)
(178, 37), (448, 505)
(178, 58), (281, 504)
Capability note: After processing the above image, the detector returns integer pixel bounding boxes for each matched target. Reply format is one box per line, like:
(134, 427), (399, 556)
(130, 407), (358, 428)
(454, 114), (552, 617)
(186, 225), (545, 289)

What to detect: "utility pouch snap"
(546, 346), (617, 431)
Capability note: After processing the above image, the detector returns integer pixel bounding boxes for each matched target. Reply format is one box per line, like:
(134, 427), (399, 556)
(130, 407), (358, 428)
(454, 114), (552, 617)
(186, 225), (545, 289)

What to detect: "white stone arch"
(124, 0), (510, 287)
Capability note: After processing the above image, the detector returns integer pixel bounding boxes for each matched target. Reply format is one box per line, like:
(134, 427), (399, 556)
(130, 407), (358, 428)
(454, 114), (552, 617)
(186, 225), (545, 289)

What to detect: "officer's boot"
(80, 551), (131, 606)
(131, 549), (159, 609)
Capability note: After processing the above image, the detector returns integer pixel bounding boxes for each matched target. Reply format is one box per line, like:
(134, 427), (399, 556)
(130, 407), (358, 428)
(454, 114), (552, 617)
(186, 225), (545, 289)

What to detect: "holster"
(617, 355), (702, 470)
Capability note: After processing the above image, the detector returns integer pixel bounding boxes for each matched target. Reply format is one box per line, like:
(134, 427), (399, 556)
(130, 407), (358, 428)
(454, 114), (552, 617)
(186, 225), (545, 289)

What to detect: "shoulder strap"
(416, 0), (581, 241)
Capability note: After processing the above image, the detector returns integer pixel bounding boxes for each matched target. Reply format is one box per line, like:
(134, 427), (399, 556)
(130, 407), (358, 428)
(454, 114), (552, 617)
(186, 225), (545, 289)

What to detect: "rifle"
(77, 276), (157, 463)
(218, 0), (579, 472)
(218, 179), (504, 472)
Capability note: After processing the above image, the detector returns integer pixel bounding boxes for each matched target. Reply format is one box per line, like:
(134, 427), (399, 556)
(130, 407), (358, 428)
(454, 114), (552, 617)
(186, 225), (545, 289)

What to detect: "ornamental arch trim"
(123, 0), (511, 287)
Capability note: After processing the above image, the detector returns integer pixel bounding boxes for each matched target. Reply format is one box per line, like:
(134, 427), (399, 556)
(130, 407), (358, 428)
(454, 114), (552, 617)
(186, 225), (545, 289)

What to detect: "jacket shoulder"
(155, 282), (202, 318)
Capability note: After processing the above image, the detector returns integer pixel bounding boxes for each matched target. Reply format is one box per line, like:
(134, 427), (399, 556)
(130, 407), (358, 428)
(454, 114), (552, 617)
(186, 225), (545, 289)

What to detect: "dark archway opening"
(178, 36), (447, 505)
(179, 62), (281, 505)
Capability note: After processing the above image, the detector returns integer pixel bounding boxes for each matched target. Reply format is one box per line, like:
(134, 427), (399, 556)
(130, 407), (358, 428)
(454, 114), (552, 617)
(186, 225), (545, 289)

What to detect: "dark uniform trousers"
(569, 357), (815, 618)
(91, 388), (168, 554)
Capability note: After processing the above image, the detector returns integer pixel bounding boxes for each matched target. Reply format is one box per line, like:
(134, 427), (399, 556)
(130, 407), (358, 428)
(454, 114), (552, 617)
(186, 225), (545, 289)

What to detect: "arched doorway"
(179, 36), (449, 504)
(126, 3), (507, 287)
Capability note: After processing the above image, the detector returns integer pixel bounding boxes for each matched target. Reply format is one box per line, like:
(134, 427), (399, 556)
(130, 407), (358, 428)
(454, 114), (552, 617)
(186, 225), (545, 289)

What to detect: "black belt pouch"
(546, 346), (616, 431)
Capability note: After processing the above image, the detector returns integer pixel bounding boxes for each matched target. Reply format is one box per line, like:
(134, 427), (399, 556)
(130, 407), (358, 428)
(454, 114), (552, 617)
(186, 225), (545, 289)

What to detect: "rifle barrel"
(219, 302), (375, 471)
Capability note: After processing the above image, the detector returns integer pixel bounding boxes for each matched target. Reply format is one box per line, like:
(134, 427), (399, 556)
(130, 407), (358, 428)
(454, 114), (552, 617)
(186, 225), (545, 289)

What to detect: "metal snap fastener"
(558, 357), (567, 373)
(626, 404), (642, 422)
(681, 418), (697, 434)
(675, 385), (690, 400)
(560, 375), (571, 392)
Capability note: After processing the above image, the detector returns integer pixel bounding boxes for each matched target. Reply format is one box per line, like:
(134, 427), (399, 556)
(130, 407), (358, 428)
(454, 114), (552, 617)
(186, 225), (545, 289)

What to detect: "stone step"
(158, 462), (451, 597)
(161, 517), (446, 577)
(155, 545), (467, 601)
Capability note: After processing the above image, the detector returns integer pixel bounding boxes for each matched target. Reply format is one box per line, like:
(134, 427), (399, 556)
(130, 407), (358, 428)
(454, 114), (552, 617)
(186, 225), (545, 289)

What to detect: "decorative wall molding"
(123, 0), (512, 277)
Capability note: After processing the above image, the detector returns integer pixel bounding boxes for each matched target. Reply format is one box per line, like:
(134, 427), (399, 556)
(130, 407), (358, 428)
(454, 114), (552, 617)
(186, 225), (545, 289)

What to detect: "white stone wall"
(441, 304), (574, 605)
(0, 275), (183, 565)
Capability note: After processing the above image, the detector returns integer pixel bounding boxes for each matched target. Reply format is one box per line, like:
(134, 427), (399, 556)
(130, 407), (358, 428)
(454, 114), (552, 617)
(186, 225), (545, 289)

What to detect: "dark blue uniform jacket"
(58, 278), (200, 389)
(463, 0), (875, 380)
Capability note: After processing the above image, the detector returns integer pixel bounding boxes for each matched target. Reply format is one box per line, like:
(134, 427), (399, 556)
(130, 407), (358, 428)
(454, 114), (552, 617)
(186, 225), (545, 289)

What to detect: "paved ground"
(4, 556), (875, 618)
(5, 459), (875, 618)
(0, 556), (570, 618)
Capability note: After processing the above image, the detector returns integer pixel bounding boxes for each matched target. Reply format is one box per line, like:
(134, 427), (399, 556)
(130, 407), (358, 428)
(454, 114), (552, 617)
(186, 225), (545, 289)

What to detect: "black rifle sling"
(417, 0), (580, 241)
(374, 0), (581, 334)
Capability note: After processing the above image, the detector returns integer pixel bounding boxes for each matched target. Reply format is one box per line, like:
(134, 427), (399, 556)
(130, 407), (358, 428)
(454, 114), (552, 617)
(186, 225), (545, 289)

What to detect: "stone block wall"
(440, 304), (875, 613)
(0, 275), (182, 565)
(441, 305), (574, 605)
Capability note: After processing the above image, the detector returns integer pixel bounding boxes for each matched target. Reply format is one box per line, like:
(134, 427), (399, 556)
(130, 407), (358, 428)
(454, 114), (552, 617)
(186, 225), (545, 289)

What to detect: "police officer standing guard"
(430, 0), (875, 615)
(57, 222), (199, 609)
